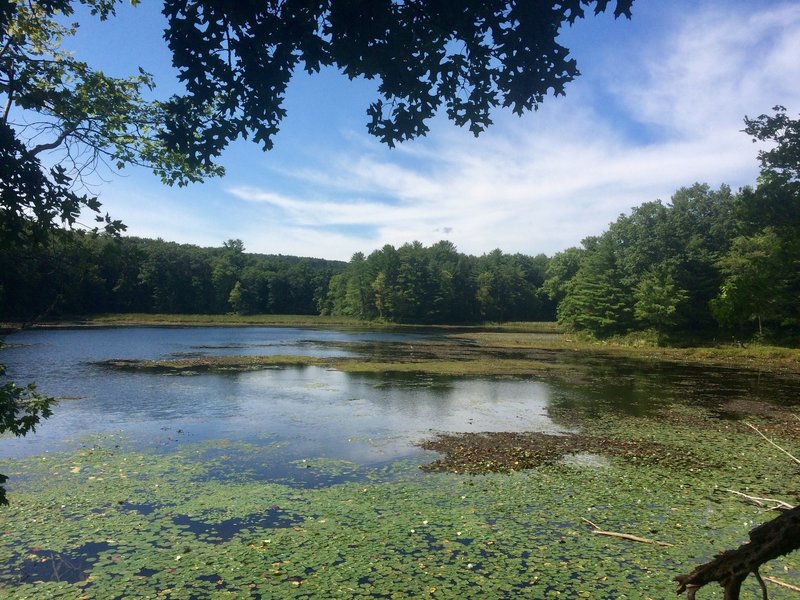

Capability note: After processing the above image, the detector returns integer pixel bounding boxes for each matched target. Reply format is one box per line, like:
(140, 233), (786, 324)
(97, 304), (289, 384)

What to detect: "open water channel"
(2, 327), (563, 464)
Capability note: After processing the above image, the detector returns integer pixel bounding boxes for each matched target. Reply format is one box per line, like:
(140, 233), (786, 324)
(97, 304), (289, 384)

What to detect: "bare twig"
(580, 517), (674, 547)
(726, 489), (796, 512)
(29, 123), (79, 156)
(754, 569), (768, 600)
(764, 576), (800, 593)
(744, 422), (800, 466)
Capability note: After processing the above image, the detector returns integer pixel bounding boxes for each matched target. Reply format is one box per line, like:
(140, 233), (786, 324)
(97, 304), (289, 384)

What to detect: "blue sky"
(64, 1), (800, 260)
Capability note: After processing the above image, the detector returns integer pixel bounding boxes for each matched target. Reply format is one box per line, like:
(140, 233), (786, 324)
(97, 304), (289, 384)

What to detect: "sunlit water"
(0, 327), (560, 463)
(2, 327), (799, 466)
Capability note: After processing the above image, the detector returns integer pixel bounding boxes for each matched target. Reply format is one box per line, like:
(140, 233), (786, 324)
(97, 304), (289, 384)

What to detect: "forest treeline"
(549, 182), (799, 342)
(2, 172), (797, 343)
(548, 106), (800, 343)
(3, 108), (798, 343)
(1, 180), (797, 342)
(0, 178), (796, 341)
(0, 236), (345, 318)
(321, 242), (554, 323)
(0, 234), (555, 324)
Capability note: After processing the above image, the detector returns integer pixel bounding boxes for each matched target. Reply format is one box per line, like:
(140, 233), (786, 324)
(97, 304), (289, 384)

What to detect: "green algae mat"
(2, 404), (799, 599)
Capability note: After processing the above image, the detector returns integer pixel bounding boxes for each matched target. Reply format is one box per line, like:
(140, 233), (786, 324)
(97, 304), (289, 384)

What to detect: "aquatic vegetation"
(4, 325), (800, 597)
(102, 355), (332, 373)
(2, 401), (799, 599)
(417, 430), (710, 474)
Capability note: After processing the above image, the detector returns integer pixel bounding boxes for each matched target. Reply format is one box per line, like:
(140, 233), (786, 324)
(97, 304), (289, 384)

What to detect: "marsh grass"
(99, 324), (800, 379)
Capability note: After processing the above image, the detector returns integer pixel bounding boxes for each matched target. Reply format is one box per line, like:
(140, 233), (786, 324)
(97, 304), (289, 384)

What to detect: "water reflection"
(2, 327), (800, 467)
(1, 328), (562, 462)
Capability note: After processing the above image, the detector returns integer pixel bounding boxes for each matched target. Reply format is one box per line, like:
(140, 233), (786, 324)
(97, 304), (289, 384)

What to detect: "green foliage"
(557, 184), (740, 338)
(1, 0), (224, 247)
(745, 105), (800, 186)
(0, 234), (346, 320)
(542, 246), (584, 304)
(633, 262), (688, 333)
(557, 236), (633, 337)
(708, 108), (800, 337)
(553, 108), (800, 343)
(0, 359), (54, 505)
(159, 0), (633, 166)
(1, 0), (224, 508)
(325, 242), (553, 324)
(710, 228), (788, 334)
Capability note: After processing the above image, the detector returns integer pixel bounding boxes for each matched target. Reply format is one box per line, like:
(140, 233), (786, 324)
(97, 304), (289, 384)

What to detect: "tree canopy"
(0, 0), (227, 245)
(546, 107), (800, 344)
(159, 0), (633, 164)
(2, 0), (635, 241)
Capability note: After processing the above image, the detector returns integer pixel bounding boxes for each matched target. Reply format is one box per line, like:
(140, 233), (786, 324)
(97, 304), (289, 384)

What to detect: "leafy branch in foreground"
(1, 0), (220, 507)
(0, 359), (54, 506)
(159, 0), (633, 164)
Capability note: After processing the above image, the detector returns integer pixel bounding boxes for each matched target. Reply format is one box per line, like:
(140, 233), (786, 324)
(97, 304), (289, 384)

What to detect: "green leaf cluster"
(158, 0), (633, 165)
(323, 242), (553, 324)
(1, 1), (224, 245)
(0, 357), (54, 506)
(546, 109), (800, 342)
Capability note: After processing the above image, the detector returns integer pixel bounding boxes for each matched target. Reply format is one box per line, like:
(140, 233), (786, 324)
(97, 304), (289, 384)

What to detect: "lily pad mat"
(2, 408), (799, 599)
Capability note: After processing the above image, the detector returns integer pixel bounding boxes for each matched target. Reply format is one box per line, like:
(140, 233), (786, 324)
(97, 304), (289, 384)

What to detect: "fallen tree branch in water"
(726, 489), (796, 512)
(763, 576), (800, 593)
(676, 420), (800, 599)
(580, 517), (674, 547)
(743, 422), (800, 466)
(764, 577), (800, 592)
(674, 505), (800, 599)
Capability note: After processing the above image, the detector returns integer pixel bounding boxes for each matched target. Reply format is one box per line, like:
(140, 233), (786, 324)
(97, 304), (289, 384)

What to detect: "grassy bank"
(6, 313), (376, 329)
(3, 313), (562, 332)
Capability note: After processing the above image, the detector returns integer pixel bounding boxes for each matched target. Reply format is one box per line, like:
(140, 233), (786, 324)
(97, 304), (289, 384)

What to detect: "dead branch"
(675, 421), (800, 599)
(674, 505), (800, 599)
(763, 576), (800, 593)
(580, 517), (674, 547)
(744, 422), (800, 466)
(726, 489), (796, 512)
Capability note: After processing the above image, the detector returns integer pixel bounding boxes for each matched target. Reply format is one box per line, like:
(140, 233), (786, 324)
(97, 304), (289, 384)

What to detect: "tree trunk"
(675, 506), (800, 599)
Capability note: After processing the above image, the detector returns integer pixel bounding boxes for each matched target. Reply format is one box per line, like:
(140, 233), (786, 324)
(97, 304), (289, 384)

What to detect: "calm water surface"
(1, 327), (559, 463)
(2, 327), (799, 466)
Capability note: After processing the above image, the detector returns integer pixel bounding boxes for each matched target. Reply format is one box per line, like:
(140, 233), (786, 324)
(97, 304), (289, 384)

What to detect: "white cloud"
(622, 3), (800, 135)
(206, 2), (800, 261)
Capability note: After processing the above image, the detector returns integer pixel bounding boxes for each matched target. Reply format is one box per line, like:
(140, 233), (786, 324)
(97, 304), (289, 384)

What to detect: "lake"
(4, 326), (800, 463)
(2, 327), (568, 464)
(2, 326), (799, 598)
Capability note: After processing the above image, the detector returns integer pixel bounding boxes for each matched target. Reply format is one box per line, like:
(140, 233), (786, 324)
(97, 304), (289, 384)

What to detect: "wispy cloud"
(108, 1), (800, 260)
(622, 3), (800, 136)
(209, 2), (800, 260)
